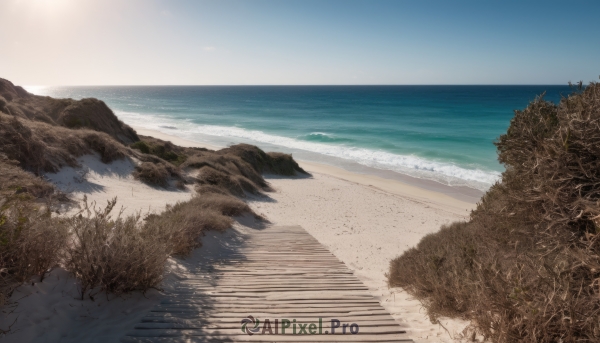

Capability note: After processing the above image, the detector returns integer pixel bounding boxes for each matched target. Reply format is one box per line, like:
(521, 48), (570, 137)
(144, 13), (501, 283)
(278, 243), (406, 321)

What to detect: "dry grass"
(218, 144), (307, 175)
(389, 82), (600, 343)
(195, 166), (261, 196)
(0, 199), (68, 305)
(133, 162), (170, 187)
(130, 136), (309, 193)
(0, 78), (308, 305)
(131, 136), (195, 166)
(60, 193), (256, 299)
(62, 197), (168, 298)
(0, 113), (128, 173)
(0, 78), (138, 144)
(0, 153), (55, 201)
(143, 193), (254, 257)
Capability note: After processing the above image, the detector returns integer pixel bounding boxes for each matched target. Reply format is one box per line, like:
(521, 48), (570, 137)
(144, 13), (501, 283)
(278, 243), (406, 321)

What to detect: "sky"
(0, 0), (598, 86)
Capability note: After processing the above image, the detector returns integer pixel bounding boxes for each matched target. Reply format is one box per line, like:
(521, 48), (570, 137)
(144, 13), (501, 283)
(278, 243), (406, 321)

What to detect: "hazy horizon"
(26, 84), (573, 87)
(2, 0), (599, 86)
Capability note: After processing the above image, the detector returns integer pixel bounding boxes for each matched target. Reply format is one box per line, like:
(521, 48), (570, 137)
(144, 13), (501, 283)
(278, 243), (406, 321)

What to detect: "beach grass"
(0, 78), (307, 305)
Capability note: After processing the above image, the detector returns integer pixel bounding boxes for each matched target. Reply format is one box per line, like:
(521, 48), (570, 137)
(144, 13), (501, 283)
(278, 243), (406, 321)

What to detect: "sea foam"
(119, 110), (501, 191)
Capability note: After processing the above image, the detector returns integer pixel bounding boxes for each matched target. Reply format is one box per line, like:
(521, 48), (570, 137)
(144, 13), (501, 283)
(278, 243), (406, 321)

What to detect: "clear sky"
(1, 0), (598, 85)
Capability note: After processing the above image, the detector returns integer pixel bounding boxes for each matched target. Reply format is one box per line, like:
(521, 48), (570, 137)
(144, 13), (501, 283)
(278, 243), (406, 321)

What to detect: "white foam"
(117, 111), (501, 191)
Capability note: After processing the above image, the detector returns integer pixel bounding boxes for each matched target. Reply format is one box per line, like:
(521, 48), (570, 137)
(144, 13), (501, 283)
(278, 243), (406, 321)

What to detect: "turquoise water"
(27, 85), (570, 190)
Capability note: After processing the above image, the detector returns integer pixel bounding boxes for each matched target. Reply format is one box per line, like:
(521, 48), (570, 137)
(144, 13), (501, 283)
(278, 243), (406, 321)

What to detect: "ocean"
(26, 85), (570, 191)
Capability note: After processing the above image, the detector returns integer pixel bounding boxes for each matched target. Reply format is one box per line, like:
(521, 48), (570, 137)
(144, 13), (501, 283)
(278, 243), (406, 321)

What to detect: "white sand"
(1, 130), (478, 342)
(249, 169), (473, 343)
(0, 155), (196, 342)
(45, 154), (194, 217)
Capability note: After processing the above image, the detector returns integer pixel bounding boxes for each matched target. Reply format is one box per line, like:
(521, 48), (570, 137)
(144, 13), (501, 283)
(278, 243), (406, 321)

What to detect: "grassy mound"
(130, 135), (194, 166)
(0, 78), (138, 144)
(131, 136), (309, 193)
(0, 113), (128, 173)
(388, 82), (600, 342)
(218, 144), (307, 175)
(0, 77), (307, 305)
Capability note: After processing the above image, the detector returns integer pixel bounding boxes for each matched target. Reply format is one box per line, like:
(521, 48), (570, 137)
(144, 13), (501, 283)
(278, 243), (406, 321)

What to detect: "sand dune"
(1, 129), (475, 342)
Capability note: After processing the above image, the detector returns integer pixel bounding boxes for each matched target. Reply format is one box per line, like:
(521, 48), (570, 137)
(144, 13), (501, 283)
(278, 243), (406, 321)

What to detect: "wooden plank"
(121, 225), (412, 342)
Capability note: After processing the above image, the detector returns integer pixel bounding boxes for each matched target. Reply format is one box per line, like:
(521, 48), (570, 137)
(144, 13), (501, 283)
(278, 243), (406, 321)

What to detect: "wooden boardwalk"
(122, 226), (412, 342)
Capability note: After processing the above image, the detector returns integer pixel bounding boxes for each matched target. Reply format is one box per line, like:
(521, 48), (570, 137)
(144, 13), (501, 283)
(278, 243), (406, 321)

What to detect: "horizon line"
(24, 83), (574, 87)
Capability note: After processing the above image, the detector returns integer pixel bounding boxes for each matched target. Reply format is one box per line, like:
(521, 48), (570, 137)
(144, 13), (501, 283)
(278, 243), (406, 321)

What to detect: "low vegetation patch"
(0, 156), (67, 306)
(62, 198), (169, 298)
(133, 162), (170, 187)
(389, 82), (600, 343)
(0, 78), (138, 144)
(131, 136), (190, 166)
(144, 193), (255, 257)
(0, 113), (127, 173)
(0, 77), (307, 311)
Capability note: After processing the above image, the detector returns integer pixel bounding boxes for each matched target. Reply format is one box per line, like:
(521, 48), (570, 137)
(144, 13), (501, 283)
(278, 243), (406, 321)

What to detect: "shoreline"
(133, 126), (478, 214)
(0, 126), (473, 342)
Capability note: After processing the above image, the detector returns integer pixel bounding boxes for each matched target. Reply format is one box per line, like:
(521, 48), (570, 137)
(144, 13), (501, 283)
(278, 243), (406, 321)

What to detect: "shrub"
(130, 140), (150, 154)
(266, 152), (306, 175)
(130, 138), (187, 165)
(389, 82), (600, 343)
(195, 166), (260, 196)
(143, 192), (255, 257)
(133, 162), (170, 187)
(0, 113), (127, 173)
(61, 194), (254, 298)
(0, 200), (68, 304)
(62, 198), (168, 298)
(218, 144), (308, 175)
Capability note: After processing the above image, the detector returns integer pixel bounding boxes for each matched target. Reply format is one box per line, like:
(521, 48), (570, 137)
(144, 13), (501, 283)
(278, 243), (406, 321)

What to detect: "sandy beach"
(133, 127), (476, 342)
(1, 127), (476, 343)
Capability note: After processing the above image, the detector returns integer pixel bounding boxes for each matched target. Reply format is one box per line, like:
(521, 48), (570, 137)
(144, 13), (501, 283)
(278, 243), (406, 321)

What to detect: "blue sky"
(0, 0), (598, 85)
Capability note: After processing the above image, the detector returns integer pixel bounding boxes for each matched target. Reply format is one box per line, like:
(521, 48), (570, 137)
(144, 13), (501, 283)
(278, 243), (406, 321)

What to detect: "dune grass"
(388, 82), (600, 343)
(0, 117), (305, 304)
(0, 113), (128, 173)
(0, 77), (309, 306)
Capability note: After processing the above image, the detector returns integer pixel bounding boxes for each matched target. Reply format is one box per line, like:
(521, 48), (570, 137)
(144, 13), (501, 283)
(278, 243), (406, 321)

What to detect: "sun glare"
(26, 0), (73, 16)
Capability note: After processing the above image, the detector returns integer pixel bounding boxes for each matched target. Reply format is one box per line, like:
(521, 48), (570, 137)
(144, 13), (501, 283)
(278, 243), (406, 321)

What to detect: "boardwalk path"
(122, 225), (412, 342)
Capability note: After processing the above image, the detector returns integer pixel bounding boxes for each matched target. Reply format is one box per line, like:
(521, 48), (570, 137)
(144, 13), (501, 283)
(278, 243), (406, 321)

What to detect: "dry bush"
(195, 184), (230, 195)
(129, 136), (308, 192)
(0, 154), (55, 200)
(389, 82), (600, 342)
(0, 200), (68, 304)
(131, 137), (190, 166)
(0, 113), (127, 173)
(182, 144), (308, 196)
(133, 162), (170, 187)
(143, 192), (255, 257)
(195, 166), (260, 196)
(192, 192), (257, 217)
(60, 193), (254, 298)
(218, 143), (308, 175)
(266, 152), (306, 175)
(0, 154), (66, 304)
(62, 198), (168, 298)
(184, 152), (267, 187)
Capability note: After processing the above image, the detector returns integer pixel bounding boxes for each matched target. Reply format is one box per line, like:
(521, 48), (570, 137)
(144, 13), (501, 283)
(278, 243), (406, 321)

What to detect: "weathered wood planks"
(122, 226), (412, 342)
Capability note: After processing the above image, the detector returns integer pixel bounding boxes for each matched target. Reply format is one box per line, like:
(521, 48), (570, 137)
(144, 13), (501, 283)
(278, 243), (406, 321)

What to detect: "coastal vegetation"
(0, 78), (306, 305)
(389, 81), (600, 342)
